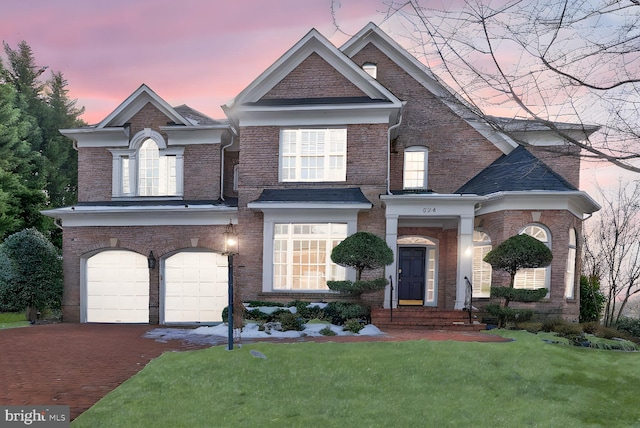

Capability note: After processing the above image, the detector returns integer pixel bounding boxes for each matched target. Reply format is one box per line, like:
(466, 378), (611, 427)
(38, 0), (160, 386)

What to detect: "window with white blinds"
(514, 224), (551, 291)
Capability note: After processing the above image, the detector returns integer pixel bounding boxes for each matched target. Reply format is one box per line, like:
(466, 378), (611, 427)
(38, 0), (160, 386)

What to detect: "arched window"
(472, 231), (492, 298)
(403, 146), (428, 190)
(564, 228), (577, 299)
(514, 224), (551, 291)
(110, 129), (184, 198)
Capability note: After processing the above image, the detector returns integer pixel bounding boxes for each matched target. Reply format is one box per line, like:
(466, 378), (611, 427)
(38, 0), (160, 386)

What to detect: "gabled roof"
(456, 145), (577, 195)
(341, 23), (519, 155)
(97, 84), (193, 128)
(223, 27), (402, 125)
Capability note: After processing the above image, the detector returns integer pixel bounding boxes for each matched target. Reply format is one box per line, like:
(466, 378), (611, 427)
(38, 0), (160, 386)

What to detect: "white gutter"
(220, 126), (238, 201)
(387, 102), (406, 195)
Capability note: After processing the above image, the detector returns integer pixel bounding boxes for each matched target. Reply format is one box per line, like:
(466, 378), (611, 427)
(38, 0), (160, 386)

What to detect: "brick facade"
(52, 24), (595, 325)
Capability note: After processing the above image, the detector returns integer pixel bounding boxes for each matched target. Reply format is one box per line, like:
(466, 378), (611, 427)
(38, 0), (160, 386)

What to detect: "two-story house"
(44, 23), (600, 325)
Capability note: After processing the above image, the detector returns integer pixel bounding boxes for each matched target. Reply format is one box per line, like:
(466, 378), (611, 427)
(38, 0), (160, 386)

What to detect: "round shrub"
(343, 318), (364, 334)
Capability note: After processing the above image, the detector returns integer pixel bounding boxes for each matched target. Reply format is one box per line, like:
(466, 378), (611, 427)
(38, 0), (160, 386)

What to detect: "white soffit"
(41, 205), (238, 227)
(223, 28), (401, 114)
(476, 191), (601, 218)
(97, 84), (191, 128)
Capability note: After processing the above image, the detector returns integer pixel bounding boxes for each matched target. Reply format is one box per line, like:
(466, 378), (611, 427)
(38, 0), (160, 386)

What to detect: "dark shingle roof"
(456, 146), (577, 195)
(252, 188), (371, 204)
(173, 105), (227, 126)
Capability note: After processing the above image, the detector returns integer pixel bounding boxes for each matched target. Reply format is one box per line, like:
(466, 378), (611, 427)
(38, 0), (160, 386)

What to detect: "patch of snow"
(191, 321), (384, 339)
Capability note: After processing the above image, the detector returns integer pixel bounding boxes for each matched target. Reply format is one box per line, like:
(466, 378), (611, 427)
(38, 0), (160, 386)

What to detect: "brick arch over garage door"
(84, 250), (150, 323)
(161, 251), (229, 324)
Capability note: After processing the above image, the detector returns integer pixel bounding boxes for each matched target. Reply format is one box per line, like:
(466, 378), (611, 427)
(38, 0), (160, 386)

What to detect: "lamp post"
(223, 221), (238, 350)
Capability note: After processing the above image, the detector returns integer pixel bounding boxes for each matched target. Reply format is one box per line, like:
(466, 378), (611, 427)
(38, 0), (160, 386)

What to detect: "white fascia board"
(60, 127), (129, 148)
(159, 126), (229, 145)
(41, 205), (238, 227)
(342, 24), (519, 155)
(98, 84), (190, 128)
(380, 193), (484, 217)
(247, 202), (372, 213)
(476, 191), (601, 218)
(236, 104), (400, 127)
(509, 130), (589, 146)
(224, 29), (400, 112)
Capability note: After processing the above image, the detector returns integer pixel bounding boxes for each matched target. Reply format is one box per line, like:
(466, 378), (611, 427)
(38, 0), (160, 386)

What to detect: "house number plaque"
(422, 207), (436, 213)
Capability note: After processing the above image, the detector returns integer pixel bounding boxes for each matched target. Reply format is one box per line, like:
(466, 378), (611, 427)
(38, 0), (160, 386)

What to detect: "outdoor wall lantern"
(147, 251), (156, 269)
(223, 221), (238, 350)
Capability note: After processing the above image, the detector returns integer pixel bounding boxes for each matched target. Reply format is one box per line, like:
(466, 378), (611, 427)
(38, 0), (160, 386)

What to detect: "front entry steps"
(371, 307), (486, 332)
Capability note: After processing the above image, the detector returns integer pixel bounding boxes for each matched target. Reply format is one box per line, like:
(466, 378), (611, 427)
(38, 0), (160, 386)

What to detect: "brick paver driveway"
(0, 323), (507, 420)
(0, 324), (208, 420)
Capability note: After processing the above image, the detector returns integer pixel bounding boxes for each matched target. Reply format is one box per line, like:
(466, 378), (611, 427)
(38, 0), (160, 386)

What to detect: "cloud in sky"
(2, 0), (384, 123)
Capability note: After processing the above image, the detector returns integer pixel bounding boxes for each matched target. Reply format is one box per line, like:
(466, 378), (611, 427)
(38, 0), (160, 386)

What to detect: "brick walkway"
(0, 323), (508, 420)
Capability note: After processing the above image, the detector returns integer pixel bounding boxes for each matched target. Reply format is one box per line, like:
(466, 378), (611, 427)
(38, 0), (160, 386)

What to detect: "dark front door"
(398, 247), (426, 305)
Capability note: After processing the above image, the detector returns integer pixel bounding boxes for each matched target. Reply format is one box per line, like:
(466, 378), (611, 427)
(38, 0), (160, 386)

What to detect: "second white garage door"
(163, 251), (229, 324)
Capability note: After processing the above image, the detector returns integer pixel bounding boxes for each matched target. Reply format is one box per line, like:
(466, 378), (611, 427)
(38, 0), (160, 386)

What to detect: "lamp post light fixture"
(223, 221), (238, 350)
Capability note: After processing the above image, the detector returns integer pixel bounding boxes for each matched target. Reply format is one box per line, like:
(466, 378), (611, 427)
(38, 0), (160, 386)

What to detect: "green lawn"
(0, 312), (28, 329)
(72, 330), (640, 427)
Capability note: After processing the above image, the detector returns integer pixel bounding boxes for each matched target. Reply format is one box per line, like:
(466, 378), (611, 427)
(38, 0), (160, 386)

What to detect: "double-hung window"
(280, 128), (346, 182)
(273, 223), (347, 290)
(403, 146), (428, 190)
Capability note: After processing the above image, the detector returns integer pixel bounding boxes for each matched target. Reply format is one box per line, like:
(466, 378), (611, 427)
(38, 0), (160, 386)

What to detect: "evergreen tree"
(0, 41), (85, 245)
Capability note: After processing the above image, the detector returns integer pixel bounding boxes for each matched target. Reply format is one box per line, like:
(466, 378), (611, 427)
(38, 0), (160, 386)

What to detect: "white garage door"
(163, 251), (228, 323)
(86, 251), (149, 323)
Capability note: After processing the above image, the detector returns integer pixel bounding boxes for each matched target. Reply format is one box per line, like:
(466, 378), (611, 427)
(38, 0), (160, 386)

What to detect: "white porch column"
(384, 214), (399, 309)
(455, 214), (474, 309)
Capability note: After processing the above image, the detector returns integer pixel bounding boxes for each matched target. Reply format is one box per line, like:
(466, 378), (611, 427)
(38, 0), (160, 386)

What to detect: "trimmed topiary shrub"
(327, 231), (393, 296)
(483, 233), (552, 327)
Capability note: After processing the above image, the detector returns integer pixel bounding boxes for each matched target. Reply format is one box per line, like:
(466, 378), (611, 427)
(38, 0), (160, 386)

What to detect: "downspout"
(387, 102), (406, 195)
(220, 126), (238, 202)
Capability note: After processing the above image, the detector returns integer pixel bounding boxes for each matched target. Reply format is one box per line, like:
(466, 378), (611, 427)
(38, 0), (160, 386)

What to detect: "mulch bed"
(0, 323), (509, 420)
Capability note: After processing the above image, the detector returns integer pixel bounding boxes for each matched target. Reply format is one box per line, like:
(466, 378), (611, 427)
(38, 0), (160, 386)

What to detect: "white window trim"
(403, 146), (428, 190)
(472, 231), (492, 298)
(260, 209), (359, 292)
(515, 224), (551, 291)
(564, 228), (577, 299)
(109, 128), (184, 199)
(279, 128), (347, 183)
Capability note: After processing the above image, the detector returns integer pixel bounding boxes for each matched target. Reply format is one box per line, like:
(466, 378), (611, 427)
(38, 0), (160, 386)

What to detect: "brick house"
(44, 23), (599, 325)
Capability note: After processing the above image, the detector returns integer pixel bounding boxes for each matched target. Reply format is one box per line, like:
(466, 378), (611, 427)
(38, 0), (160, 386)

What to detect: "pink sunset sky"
(2, 0), (397, 124)
(1, 0), (624, 189)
